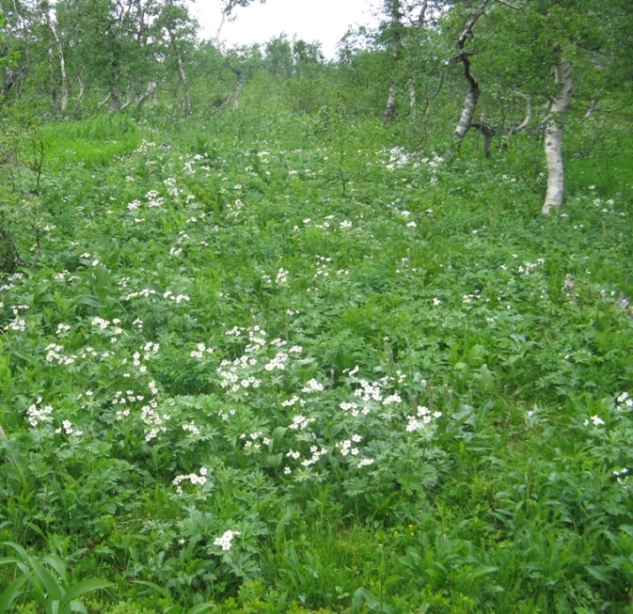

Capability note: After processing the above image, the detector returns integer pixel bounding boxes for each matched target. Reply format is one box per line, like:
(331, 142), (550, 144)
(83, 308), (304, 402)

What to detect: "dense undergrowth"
(1, 106), (633, 613)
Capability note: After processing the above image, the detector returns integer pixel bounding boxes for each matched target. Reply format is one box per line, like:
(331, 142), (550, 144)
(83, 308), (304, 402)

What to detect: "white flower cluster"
(275, 267), (289, 285)
(56, 323), (71, 336)
(617, 392), (632, 410)
(163, 177), (179, 198)
(26, 398), (54, 427)
(517, 259), (545, 275)
(45, 343), (76, 366)
(301, 445), (328, 467)
(141, 397), (168, 442)
(264, 352), (289, 372)
(613, 468), (629, 485)
(173, 467), (208, 493)
(405, 406), (442, 433)
(353, 379), (383, 403)
(245, 326), (267, 353)
(338, 434), (362, 456)
(301, 378), (324, 394)
(163, 290), (190, 304)
(226, 199), (244, 219)
(190, 343), (214, 359)
(384, 146), (410, 170)
(123, 288), (158, 301)
(213, 529), (240, 551)
(239, 431), (271, 451)
(7, 305), (29, 332)
(55, 419), (83, 437)
(182, 422), (200, 436)
(288, 415), (315, 430)
(282, 395), (306, 408)
(584, 415), (605, 427)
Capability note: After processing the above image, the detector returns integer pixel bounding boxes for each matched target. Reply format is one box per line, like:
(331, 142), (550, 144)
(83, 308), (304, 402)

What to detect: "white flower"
(214, 529), (240, 551)
(302, 378), (324, 394)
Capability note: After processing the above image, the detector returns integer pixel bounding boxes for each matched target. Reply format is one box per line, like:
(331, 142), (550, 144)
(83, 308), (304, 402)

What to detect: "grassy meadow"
(1, 105), (633, 613)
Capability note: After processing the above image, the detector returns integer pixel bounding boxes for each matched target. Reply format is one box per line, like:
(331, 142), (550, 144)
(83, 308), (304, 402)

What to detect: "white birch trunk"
(453, 64), (479, 148)
(46, 9), (68, 114)
(382, 1), (402, 126)
(233, 70), (243, 110)
(383, 79), (397, 124)
(452, 0), (491, 151)
(542, 59), (572, 214)
(77, 70), (85, 103)
(170, 33), (190, 115)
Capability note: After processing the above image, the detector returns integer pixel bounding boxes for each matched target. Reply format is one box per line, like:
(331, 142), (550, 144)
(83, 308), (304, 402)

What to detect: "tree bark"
(169, 30), (190, 115)
(542, 56), (572, 214)
(45, 7), (68, 114)
(77, 70), (85, 103)
(232, 68), (243, 109)
(382, 0), (403, 125)
(109, 82), (122, 112)
(452, 0), (491, 150)
(470, 119), (495, 157)
(500, 94), (531, 151)
(383, 78), (397, 124)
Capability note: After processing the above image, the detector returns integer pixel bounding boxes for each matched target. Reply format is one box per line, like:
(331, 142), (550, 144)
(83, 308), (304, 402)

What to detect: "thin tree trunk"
(382, 0), (403, 125)
(470, 119), (495, 158)
(500, 93), (531, 150)
(109, 82), (122, 112)
(49, 47), (58, 111)
(136, 81), (156, 107)
(97, 92), (111, 111)
(452, 0), (491, 150)
(453, 53), (480, 148)
(232, 69), (243, 109)
(170, 32), (190, 115)
(45, 8), (68, 114)
(585, 99), (596, 118)
(77, 70), (85, 103)
(383, 79), (397, 124)
(542, 55), (572, 215)
(119, 86), (133, 111)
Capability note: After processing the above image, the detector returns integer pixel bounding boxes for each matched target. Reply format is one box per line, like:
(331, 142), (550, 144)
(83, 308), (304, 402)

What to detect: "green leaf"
(131, 579), (172, 600)
(59, 580), (115, 612)
(27, 556), (63, 602)
(272, 426), (287, 447)
(0, 572), (31, 614)
(74, 294), (105, 308)
(185, 603), (217, 614)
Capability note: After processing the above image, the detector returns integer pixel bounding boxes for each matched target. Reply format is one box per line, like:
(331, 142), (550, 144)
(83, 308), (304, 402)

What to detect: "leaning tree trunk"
(453, 54), (481, 149)
(542, 53), (572, 215)
(452, 0), (491, 150)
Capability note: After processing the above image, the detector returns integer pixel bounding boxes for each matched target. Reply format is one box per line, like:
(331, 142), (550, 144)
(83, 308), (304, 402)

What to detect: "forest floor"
(1, 109), (633, 613)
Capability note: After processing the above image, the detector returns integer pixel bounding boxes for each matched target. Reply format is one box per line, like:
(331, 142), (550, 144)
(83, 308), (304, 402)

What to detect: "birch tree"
(157, 0), (196, 115)
(451, 0), (492, 151)
(542, 46), (572, 214)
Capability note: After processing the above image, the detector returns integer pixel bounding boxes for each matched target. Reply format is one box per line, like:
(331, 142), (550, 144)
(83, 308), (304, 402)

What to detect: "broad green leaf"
(0, 573), (31, 613)
(59, 580), (115, 612)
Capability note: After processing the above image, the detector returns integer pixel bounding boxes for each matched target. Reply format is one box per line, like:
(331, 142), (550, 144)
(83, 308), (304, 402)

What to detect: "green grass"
(1, 106), (632, 613)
